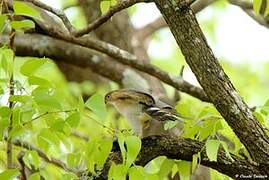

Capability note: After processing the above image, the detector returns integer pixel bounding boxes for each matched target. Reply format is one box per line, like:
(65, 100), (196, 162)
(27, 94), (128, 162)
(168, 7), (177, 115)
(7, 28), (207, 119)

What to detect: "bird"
(104, 89), (183, 137)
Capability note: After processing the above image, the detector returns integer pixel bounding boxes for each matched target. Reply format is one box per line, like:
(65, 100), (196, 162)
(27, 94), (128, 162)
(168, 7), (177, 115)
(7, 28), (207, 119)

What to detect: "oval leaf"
(85, 93), (107, 120)
(205, 139), (220, 162)
(125, 136), (141, 167)
(13, 1), (42, 21)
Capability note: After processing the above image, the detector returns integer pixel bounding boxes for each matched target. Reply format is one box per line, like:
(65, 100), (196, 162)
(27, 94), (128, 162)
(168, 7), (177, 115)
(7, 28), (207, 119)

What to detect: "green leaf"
(205, 139), (220, 162)
(199, 120), (223, 140)
(108, 163), (128, 180)
(264, 99), (269, 106)
(63, 122), (72, 135)
(265, 2), (269, 16)
(20, 58), (46, 77)
(164, 121), (179, 130)
(37, 129), (60, 150)
(253, 0), (263, 15)
(28, 173), (40, 180)
(25, 151), (40, 169)
(9, 95), (32, 103)
(78, 95), (85, 112)
(0, 169), (20, 179)
(50, 118), (66, 132)
(9, 125), (24, 137)
(182, 121), (201, 139)
(1, 48), (14, 77)
(220, 141), (233, 161)
(0, 116), (9, 140)
(85, 93), (107, 120)
(28, 76), (52, 87)
(85, 139), (98, 173)
(125, 136), (141, 167)
(67, 153), (82, 168)
(32, 88), (61, 110)
(118, 132), (126, 164)
(197, 106), (219, 119)
(192, 153), (199, 173)
(157, 159), (174, 179)
(12, 107), (21, 126)
(0, 86), (3, 95)
(253, 112), (265, 124)
(62, 173), (78, 180)
(177, 161), (191, 180)
(0, 106), (11, 118)
(128, 166), (147, 180)
(100, 0), (117, 14)
(0, 15), (7, 34)
(10, 20), (35, 31)
(66, 112), (80, 128)
(95, 139), (113, 168)
(85, 138), (113, 173)
(13, 1), (42, 21)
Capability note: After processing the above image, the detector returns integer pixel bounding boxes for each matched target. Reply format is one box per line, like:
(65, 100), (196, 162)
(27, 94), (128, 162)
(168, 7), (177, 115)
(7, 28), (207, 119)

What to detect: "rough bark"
(1, 32), (209, 102)
(0, 33), (124, 83)
(94, 135), (266, 179)
(154, 0), (269, 167)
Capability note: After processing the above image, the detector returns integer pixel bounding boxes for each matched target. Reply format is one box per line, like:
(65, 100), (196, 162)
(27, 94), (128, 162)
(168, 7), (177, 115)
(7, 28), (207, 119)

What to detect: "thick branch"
(0, 33), (124, 83)
(45, 29), (210, 101)
(0, 33), (209, 102)
(154, 0), (269, 166)
(97, 135), (266, 179)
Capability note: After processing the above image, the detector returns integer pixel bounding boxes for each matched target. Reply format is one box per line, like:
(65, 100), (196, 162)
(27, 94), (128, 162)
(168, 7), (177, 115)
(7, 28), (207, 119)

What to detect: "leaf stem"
(22, 109), (78, 126)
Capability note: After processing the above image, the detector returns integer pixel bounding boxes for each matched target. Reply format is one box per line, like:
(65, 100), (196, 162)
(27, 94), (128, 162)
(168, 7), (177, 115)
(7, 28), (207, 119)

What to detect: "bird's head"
(104, 89), (155, 107)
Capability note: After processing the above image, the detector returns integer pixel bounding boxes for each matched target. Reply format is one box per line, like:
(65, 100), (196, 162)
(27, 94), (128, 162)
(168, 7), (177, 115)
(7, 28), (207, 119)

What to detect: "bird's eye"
(106, 94), (111, 100)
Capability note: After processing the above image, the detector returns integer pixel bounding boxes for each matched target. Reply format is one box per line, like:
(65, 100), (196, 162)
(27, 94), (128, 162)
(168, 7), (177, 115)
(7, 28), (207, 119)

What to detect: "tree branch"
(73, 0), (152, 37)
(12, 139), (80, 176)
(17, 151), (27, 180)
(23, 0), (75, 33)
(97, 135), (267, 179)
(228, 0), (269, 29)
(154, 0), (269, 167)
(0, 33), (209, 102)
(46, 29), (210, 101)
(135, 0), (216, 42)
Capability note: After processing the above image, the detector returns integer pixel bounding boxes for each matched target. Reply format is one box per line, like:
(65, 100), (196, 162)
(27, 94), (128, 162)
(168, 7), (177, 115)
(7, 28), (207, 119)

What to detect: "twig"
(228, 0), (269, 28)
(22, 109), (77, 126)
(23, 0), (75, 33)
(71, 131), (89, 141)
(134, 0), (217, 41)
(228, 0), (252, 9)
(73, 0), (152, 37)
(12, 139), (81, 176)
(17, 151), (27, 180)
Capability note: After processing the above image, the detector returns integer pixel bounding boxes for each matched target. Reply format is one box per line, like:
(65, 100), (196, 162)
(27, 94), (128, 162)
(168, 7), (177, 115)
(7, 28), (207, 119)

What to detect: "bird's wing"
(143, 105), (183, 122)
